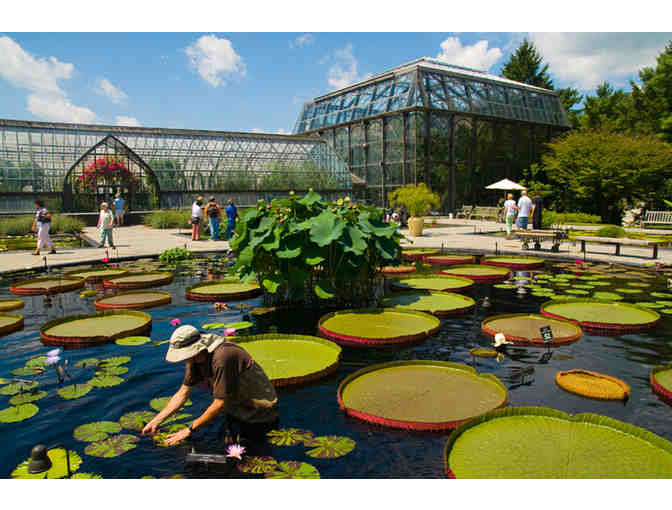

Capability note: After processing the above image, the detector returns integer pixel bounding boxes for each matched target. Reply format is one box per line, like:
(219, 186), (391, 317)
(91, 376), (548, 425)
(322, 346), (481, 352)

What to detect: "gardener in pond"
(31, 199), (56, 255)
(141, 325), (279, 445)
(203, 196), (223, 241)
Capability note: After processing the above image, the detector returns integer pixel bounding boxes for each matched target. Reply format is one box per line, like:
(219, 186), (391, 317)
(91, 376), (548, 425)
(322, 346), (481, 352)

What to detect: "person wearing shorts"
(32, 200), (56, 255)
(113, 193), (126, 226)
(191, 196), (204, 241)
(517, 190), (533, 230)
(503, 194), (518, 239)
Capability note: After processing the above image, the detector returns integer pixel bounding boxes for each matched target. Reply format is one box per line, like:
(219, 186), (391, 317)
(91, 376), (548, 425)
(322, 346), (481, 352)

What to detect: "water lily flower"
(101, 257), (109, 263)
(226, 443), (245, 460)
(170, 318), (181, 327)
(574, 259), (583, 265)
(224, 328), (236, 337)
(46, 348), (61, 357)
(45, 355), (61, 365)
(493, 333), (512, 348)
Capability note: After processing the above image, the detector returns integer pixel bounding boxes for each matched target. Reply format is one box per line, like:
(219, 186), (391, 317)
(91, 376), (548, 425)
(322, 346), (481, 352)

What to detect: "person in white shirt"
(191, 196), (204, 241)
(502, 193), (518, 239)
(97, 202), (115, 248)
(32, 199), (56, 255)
(516, 190), (533, 230)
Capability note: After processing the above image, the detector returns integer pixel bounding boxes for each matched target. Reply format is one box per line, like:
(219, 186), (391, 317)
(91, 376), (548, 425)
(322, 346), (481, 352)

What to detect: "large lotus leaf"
(357, 212), (397, 238)
(74, 421), (122, 442)
(99, 356), (131, 367)
(340, 225), (367, 255)
(75, 358), (100, 368)
(115, 336), (150, 346)
(84, 434), (140, 458)
(0, 377), (6, 384)
(88, 375), (125, 388)
(0, 381), (38, 396)
(276, 235), (303, 259)
(0, 403), (39, 423)
(264, 461), (320, 479)
(57, 383), (93, 400)
(315, 279), (336, 299)
(9, 390), (47, 405)
(309, 211), (345, 247)
(237, 456), (279, 474)
(95, 366), (129, 376)
(375, 237), (399, 260)
(262, 274), (282, 294)
(222, 321), (253, 330)
(119, 411), (156, 431)
(11, 448), (83, 479)
(266, 428), (315, 446)
(297, 189), (323, 207)
(149, 397), (192, 412)
(153, 424), (188, 447)
(11, 366), (45, 376)
(304, 435), (356, 458)
(303, 244), (326, 266)
(71, 473), (103, 479)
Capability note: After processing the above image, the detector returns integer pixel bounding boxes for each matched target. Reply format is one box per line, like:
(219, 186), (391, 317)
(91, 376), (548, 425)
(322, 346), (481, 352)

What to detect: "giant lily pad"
(481, 313), (582, 346)
(0, 298), (24, 311)
(119, 411), (156, 431)
(57, 383), (93, 400)
(223, 321), (254, 330)
(555, 369), (630, 400)
(237, 456), (279, 474)
(423, 254), (476, 265)
(9, 390), (47, 405)
(266, 428), (315, 446)
(402, 248), (439, 260)
(74, 421), (123, 442)
(482, 256), (545, 270)
(103, 272), (174, 290)
(94, 290), (172, 311)
(318, 309), (440, 347)
(186, 280), (261, 301)
(115, 336), (151, 346)
(304, 435), (356, 458)
(0, 313), (24, 336)
(9, 276), (85, 296)
(650, 361), (672, 405)
(11, 448), (83, 478)
(0, 403), (39, 423)
(541, 299), (660, 332)
(238, 334), (341, 386)
(264, 461), (320, 479)
(381, 291), (476, 317)
(84, 434), (140, 458)
(390, 275), (474, 293)
(65, 267), (128, 282)
(338, 361), (507, 431)
(439, 264), (510, 283)
(444, 407), (672, 478)
(40, 310), (152, 347)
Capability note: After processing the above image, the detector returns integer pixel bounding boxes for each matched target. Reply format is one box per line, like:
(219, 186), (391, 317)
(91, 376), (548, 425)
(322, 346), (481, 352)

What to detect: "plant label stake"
(540, 325), (553, 355)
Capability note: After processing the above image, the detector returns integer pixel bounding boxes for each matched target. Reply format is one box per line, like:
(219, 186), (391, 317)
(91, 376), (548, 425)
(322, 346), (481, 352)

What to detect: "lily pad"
(119, 411), (156, 431)
(541, 299), (660, 332)
(0, 403), (39, 423)
(592, 292), (623, 301)
(11, 366), (45, 377)
(627, 282), (651, 288)
(469, 348), (499, 358)
(652, 292), (672, 299)
(57, 383), (93, 400)
(9, 390), (47, 405)
(264, 461), (320, 479)
(304, 435), (356, 458)
(80, 290), (99, 298)
(223, 321), (254, 330)
(555, 369), (630, 400)
(237, 456), (279, 474)
(88, 375), (125, 388)
(635, 302), (665, 309)
(149, 397), (192, 412)
(95, 366), (129, 376)
(74, 421), (122, 442)
(0, 381), (38, 396)
(202, 323), (227, 329)
(381, 291), (476, 317)
(115, 336), (150, 346)
(11, 448), (83, 479)
(75, 358), (100, 368)
(99, 356), (131, 367)
(85, 434), (140, 458)
(25, 355), (48, 369)
(614, 288), (643, 294)
(266, 428), (315, 446)
(71, 473), (103, 479)
(153, 424), (188, 447)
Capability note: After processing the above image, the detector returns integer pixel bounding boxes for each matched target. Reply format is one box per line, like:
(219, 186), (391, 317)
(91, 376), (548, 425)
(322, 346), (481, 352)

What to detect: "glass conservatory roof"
(294, 57), (570, 133)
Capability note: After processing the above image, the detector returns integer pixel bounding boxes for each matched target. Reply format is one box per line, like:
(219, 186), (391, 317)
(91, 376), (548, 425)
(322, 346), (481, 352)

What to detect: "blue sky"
(1, 24), (670, 134)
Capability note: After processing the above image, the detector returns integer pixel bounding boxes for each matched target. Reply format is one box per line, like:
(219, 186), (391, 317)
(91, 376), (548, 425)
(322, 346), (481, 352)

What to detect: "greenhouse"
(294, 57), (570, 211)
(0, 119), (351, 213)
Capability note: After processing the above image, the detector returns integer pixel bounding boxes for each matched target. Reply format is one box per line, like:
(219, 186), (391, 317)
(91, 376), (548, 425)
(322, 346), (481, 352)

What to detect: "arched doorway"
(62, 135), (160, 212)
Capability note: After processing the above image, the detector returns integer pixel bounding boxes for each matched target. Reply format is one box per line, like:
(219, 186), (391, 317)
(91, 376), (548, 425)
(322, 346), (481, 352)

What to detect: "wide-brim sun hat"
(165, 325), (225, 362)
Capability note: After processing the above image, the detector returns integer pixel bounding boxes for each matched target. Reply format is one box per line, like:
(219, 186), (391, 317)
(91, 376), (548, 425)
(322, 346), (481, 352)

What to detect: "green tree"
(500, 39), (554, 90)
(541, 130), (672, 222)
(557, 87), (583, 128)
(579, 82), (631, 132)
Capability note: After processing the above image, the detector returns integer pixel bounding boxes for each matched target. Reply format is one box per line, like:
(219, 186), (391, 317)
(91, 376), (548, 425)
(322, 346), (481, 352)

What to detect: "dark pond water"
(2, 257), (672, 478)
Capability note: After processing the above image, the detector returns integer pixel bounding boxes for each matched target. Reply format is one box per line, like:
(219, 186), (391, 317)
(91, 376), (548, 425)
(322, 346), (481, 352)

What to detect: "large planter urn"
(408, 217), (424, 237)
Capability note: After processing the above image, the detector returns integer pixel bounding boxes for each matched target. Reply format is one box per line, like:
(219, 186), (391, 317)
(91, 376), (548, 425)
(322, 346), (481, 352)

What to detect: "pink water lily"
(170, 318), (181, 327)
(46, 348), (61, 357)
(101, 257), (109, 263)
(226, 443), (245, 460)
(45, 355), (61, 365)
(574, 259), (582, 265)
(224, 328), (236, 336)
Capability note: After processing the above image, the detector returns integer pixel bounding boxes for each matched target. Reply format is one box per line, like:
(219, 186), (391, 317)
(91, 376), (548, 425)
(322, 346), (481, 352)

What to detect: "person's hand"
(141, 420), (160, 436)
(164, 427), (191, 445)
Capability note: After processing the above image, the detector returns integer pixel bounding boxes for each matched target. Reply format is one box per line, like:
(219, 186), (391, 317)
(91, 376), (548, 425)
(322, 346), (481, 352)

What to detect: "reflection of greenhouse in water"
(0, 119), (351, 212)
(295, 57), (570, 211)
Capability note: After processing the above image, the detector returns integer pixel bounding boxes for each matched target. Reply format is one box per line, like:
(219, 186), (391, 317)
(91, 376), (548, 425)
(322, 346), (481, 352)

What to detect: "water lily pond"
(2, 255), (672, 478)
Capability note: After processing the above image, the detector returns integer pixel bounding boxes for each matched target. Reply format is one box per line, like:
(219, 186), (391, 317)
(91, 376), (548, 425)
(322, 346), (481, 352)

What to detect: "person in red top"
(141, 325), (278, 446)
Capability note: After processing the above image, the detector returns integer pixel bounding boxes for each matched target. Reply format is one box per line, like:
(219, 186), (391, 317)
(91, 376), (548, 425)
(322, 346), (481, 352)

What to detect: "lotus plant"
(225, 443), (245, 460)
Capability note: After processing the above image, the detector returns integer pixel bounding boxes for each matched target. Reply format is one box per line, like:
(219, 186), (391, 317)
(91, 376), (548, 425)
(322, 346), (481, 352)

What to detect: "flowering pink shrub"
(76, 156), (137, 189)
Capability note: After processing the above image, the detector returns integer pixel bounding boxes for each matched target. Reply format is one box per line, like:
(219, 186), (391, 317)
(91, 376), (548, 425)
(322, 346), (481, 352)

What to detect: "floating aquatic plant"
(74, 421), (122, 442)
(115, 336), (151, 346)
(222, 321), (253, 331)
(202, 322), (226, 330)
(264, 461), (320, 479)
(304, 435), (356, 459)
(0, 403), (39, 423)
(88, 374), (124, 388)
(99, 356), (131, 367)
(237, 456), (279, 474)
(0, 381), (38, 396)
(266, 428), (315, 446)
(57, 383), (92, 400)
(153, 424), (188, 447)
(11, 448), (83, 479)
(85, 434), (140, 458)
(95, 366), (128, 376)
(9, 390), (47, 406)
(119, 410), (156, 431)
(149, 397), (192, 412)
(75, 358), (100, 368)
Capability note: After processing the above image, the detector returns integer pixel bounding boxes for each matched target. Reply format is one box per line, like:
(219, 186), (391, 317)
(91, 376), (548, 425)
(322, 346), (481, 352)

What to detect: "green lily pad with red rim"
(390, 275), (475, 293)
(115, 336), (151, 346)
(65, 267), (129, 282)
(304, 435), (356, 458)
(103, 272), (174, 290)
(482, 313), (582, 346)
(94, 291), (172, 311)
(402, 248), (439, 261)
(439, 264), (510, 283)
(0, 403), (39, 423)
(381, 291), (476, 317)
(444, 407), (672, 478)
(202, 322), (227, 329)
(11, 448), (83, 479)
(40, 310), (152, 347)
(482, 256), (545, 270)
(0, 381), (38, 396)
(84, 434), (140, 458)
(0, 312), (24, 336)
(57, 383), (92, 400)
(74, 421), (122, 442)
(186, 280), (262, 301)
(264, 461), (320, 479)
(422, 254), (476, 265)
(381, 265), (416, 275)
(650, 361), (672, 405)
(541, 299), (660, 332)
(88, 374), (124, 388)
(237, 456), (279, 474)
(337, 360), (508, 431)
(222, 321), (254, 330)
(10, 276), (85, 296)
(149, 397), (192, 412)
(318, 309), (440, 347)
(266, 428), (315, 446)
(0, 298), (24, 312)
(119, 411), (156, 431)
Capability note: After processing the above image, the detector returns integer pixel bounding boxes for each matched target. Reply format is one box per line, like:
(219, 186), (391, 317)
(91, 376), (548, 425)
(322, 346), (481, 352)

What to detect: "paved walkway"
(0, 219), (669, 274)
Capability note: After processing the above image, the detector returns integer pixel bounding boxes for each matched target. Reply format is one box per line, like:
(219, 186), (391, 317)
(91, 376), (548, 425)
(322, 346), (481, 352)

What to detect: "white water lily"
(45, 355), (61, 365)
(493, 333), (512, 348)
(226, 443), (245, 460)
(46, 348), (61, 357)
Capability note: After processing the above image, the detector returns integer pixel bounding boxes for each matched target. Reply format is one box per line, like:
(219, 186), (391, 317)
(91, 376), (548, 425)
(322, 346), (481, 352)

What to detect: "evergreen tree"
(557, 86), (583, 128)
(501, 39), (554, 90)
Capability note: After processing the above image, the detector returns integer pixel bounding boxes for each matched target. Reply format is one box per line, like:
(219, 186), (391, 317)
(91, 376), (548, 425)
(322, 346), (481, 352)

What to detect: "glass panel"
(337, 110), (352, 124)
(507, 88), (525, 107)
(368, 99), (389, 116)
(341, 92), (358, 109)
(352, 107), (368, 120)
(454, 117), (473, 209)
(387, 96), (405, 112)
(489, 85), (508, 104)
(301, 105), (314, 121)
(314, 103), (327, 116)
(428, 90), (449, 110)
(373, 80), (393, 100)
(386, 163), (403, 185)
(356, 85), (374, 106)
(467, 81), (491, 115)
(325, 112), (338, 126)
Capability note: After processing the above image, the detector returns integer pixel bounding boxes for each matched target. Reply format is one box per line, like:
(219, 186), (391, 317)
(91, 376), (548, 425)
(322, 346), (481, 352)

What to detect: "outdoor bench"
(642, 211), (672, 227)
(516, 230), (569, 252)
(574, 236), (665, 259)
(471, 206), (501, 222)
(455, 205), (473, 219)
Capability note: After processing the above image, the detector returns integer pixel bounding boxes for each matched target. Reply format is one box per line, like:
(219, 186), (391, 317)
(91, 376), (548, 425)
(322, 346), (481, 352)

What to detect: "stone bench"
(574, 236), (665, 259)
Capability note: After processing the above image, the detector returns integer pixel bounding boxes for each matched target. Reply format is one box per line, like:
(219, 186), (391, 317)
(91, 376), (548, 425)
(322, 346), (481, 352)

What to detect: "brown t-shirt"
(183, 341), (278, 423)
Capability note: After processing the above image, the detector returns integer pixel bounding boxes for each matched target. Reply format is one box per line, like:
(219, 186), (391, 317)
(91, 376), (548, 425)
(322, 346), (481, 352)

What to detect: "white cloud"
(529, 32), (672, 91)
(96, 78), (128, 104)
(0, 36), (98, 123)
(290, 34), (314, 49)
(185, 35), (245, 87)
(328, 44), (372, 90)
(115, 116), (141, 127)
(436, 37), (503, 71)
(276, 128), (289, 134)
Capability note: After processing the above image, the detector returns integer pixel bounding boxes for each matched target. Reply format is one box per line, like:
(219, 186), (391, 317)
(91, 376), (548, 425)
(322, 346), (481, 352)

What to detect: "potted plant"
(388, 183), (440, 236)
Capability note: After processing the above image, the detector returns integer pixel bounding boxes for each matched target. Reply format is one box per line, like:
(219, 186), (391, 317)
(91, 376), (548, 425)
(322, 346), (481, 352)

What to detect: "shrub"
(143, 209), (191, 229)
(596, 225), (627, 238)
(388, 183), (440, 217)
(541, 211), (602, 228)
(0, 214), (84, 235)
(159, 247), (194, 263)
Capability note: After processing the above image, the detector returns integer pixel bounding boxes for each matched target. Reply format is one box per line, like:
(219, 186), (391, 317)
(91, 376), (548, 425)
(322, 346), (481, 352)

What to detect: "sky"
(1, 4), (671, 136)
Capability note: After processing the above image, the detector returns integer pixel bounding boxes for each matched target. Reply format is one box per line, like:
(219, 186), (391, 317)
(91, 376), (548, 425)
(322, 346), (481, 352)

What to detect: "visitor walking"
(203, 196), (223, 241)
(532, 191), (544, 230)
(225, 199), (238, 241)
(516, 190), (533, 230)
(141, 325), (278, 445)
(191, 196), (204, 241)
(503, 193), (518, 239)
(113, 193), (126, 226)
(97, 202), (115, 248)
(32, 199), (56, 255)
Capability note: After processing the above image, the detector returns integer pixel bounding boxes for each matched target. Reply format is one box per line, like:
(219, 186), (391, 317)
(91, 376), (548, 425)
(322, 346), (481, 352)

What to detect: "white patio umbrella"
(485, 178), (526, 191)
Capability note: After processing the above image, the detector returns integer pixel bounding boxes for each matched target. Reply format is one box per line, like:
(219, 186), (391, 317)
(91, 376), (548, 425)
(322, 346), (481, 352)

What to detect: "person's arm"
(141, 384), (193, 435)
(96, 212), (101, 229)
(163, 397), (226, 445)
